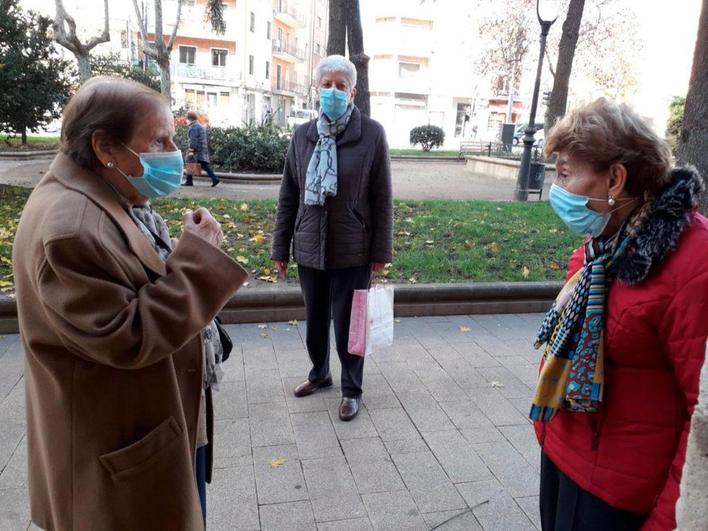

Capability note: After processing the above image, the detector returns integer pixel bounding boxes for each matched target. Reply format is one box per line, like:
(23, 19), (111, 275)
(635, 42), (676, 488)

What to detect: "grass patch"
(390, 148), (461, 158)
(2, 135), (60, 151)
(0, 184), (580, 293)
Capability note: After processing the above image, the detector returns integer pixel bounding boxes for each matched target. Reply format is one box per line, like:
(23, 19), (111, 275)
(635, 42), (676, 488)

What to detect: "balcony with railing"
(273, 0), (305, 27)
(174, 63), (241, 83)
(273, 78), (306, 96)
(272, 39), (305, 62)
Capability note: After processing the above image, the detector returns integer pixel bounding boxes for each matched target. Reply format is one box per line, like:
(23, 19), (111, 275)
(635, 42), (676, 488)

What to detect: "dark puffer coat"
(271, 107), (393, 270)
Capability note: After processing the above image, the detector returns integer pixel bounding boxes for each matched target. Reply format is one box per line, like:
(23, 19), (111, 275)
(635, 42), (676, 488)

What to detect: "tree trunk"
(159, 58), (172, 100)
(77, 53), (91, 83)
(677, 0), (708, 214)
(327, 0), (346, 55)
(345, 0), (370, 116)
(545, 0), (585, 131)
(21, 129), (27, 146)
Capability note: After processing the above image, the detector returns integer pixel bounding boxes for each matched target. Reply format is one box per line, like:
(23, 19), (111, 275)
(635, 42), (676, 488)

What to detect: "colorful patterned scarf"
(304, 105), (354, 206)
(530, 232), (627, 422)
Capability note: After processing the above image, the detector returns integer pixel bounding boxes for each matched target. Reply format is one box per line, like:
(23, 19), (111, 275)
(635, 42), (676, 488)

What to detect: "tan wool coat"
(12, 153), (247, 531)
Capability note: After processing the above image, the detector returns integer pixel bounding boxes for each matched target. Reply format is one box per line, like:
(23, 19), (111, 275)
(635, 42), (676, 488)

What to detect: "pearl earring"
(106, 161), (115, 168)
(608, 195), (616, 206)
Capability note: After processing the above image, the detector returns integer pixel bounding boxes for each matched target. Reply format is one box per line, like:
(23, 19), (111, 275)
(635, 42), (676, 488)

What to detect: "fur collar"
(618, 166), (705, 285)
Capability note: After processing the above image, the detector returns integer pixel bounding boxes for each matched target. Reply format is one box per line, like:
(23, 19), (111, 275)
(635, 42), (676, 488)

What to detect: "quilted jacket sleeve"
(641, 267), (708, 530)
(271, 138), (299, 262)
(369, 126), (393, 264)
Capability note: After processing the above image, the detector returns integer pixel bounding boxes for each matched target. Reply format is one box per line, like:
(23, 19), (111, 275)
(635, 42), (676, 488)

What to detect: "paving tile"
(465, 387), (529, 427)
(220, 345), (245, 382)
(378, 363), (425, 393)
(243, 343), (279, 373)
(500, 425), (540, 468)
(422, 430), (492, 484)
(249, 402), (295, 447)
(476, 366), (533, 400)
(392, 451), (466, 513)
(382, 437), (429, 455)
(341, 437), (404, 494)
(253, 444), (308, 505)
(450, 343), (500, 368)
(456, 479), (536, 531)
(284, 378), (329, 414)
(0, 379), (24, 423)
(0, 348), (23, 404)
(302, 456), (366, 522)
(213, 418), (251, 460)
(413, 366), (468, 402)
(291, 411), (342, 460)
(316, 517), (373, 531)
(470, 335), (518, 358)
(0, 487), (30, 531)
(246, 369), (286, 405)
(0, 435), (26, 490)
(0, 421), (24, 473)
(260, 500), (316, 531)
(207, 465), (259, 531)
(360, 490), (427, 531)
(515, 495), (541, 530)
(396, 390), (456, 433)
(368, 408), (419, 441)
(422, 509), (482, 530)
(213, 380), (248, 420)
(473, 440), (540, 497)
(360, 374), (400, 410)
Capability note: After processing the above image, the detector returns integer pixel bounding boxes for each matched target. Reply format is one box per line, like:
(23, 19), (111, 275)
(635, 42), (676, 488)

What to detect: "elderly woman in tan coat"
(12, 77), (247, 530)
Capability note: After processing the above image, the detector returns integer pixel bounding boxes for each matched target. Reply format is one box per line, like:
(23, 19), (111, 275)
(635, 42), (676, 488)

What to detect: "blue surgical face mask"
(549, 183), (633, 237)
(114, 146), (184, 198)
(319, 87), (350, 120)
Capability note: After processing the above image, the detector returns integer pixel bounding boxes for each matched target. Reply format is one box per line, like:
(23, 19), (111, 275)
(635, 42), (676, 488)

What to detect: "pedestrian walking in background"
(532, 98), (708, 531)
(12, 77), (247, 530)
(184, 110), (220, 187)
(271, 55), (393, 422)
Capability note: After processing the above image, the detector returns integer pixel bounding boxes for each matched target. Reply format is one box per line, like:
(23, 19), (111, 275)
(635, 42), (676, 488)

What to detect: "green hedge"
(175, 124), (289, 173)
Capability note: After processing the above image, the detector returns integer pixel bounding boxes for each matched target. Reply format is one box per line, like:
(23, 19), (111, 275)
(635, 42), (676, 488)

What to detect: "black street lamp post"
(514, 0), (558, 201)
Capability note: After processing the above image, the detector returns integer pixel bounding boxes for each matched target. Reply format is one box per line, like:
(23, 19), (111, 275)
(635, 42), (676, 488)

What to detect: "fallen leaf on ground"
(257, 324), (268, 329)
(490, 381), (504, 388)
(260, 332), (269, 338)
(270, 458), (287, 468)
(522, 266), (530, 279)
(288, 320), (298, 326)
(549, 260), (561, 270)
(394, 319), (401, 323)
(240, 203), (249, 211)
(236, 255), (249, 265)
(459, 326), (471, 333)
(488, 242), (499, 253)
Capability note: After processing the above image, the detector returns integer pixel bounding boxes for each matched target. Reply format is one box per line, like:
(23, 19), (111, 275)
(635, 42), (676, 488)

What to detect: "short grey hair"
(315, 55), (357, 90)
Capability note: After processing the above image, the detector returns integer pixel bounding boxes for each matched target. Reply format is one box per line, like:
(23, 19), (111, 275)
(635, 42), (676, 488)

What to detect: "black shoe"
(182, 181), (193, 186)
(338, 397), (360, 421)
(211, 179), (220, 187)
(293, 376), (333, 398)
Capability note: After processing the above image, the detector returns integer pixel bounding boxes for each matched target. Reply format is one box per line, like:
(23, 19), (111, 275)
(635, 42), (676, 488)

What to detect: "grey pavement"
(0, 158), (548, 201)
(0, 313), (545, 530)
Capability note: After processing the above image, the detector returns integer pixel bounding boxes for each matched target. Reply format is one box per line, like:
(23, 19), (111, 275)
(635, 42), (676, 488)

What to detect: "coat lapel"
(305, 107), (362, 147)
(48, 153), (167, 276)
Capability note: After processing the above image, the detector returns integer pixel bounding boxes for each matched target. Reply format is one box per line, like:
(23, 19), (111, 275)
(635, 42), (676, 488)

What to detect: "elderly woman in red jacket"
(531, 98), (708, 531)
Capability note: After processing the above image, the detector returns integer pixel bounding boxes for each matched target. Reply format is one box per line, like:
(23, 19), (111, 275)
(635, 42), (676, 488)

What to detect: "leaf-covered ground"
(0, 184), (581, 294)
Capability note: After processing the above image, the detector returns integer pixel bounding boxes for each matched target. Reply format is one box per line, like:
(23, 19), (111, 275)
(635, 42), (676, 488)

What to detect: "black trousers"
(298, 264), (371, 398)
(185, 161), (219, 185)
(540, 452), (647, 531)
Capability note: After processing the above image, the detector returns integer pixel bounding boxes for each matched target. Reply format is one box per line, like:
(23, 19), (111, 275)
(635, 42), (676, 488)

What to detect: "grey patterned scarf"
(130, 204), (224, 389)
(304, 105), (354, 206)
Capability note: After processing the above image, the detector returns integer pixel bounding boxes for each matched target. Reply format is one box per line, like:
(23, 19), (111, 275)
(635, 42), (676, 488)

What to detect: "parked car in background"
(287, 109), (318, 129)
(514, 123), (545, 146)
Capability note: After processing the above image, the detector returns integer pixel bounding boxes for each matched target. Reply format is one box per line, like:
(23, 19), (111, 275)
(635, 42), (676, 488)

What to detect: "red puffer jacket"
(535, 212), (708, 531)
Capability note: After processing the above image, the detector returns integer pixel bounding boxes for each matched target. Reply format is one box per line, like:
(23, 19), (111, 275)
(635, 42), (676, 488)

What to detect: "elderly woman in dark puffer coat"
(531, 98), (708, 531)
(271, 55), (393, 422)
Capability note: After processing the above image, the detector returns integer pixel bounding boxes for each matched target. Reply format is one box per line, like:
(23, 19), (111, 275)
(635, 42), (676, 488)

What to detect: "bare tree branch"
(85, 0), (110, 50)
(166, 0), (183, 52)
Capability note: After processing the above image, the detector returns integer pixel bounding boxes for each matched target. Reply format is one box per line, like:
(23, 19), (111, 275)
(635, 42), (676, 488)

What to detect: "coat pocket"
(99, 417), (182, 481)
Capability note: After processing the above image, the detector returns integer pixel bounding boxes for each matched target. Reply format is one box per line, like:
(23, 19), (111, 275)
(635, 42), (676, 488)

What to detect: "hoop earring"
(608, 195), (616, 206)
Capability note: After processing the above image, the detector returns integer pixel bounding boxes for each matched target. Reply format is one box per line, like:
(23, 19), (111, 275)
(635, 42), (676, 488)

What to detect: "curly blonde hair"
(544, 98), (673, 197)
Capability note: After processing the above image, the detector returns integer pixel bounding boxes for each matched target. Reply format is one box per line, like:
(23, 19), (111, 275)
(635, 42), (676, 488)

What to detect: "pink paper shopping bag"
(347, 289), (369, 356)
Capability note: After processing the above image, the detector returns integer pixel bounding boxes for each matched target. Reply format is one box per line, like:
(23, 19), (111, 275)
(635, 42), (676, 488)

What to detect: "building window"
(207, 92), (217, 108)
(398, 62), (421, 78)
(317, 16), (322, 28)
(267, 21), (271, 39)
(250, 12), (255, 32)
(265, 61), (270, 79)
(219, 91), (230, 107)
(179, 46), (196, 64)
(184, 88), (196, 109)
(277, 27), (283, 42)
(249, 55), (254, 75)
(211, 49), (227, 67)
(183, 0), (196, 6)
(315, 43), (321, 56)
(276, 64), (282, 89)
